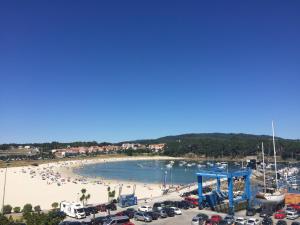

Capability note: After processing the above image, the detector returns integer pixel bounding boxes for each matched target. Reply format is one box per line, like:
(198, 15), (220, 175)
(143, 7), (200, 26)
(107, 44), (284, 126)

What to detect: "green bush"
(22, 203), (33, 214)
(51, 202), (59, 209)
(2, 205), (12, 214)
(13, 207), (21, 213)
(34, 205), (41, 212)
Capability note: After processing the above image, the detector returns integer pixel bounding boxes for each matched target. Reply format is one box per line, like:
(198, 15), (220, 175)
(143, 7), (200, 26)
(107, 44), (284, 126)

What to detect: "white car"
(246, 218), (260, 225)
(235, 217), (247, 225)
(138, 205), (152, 212)
(286, 211), (299, 220)
(285, 207), (297, 214)
(170, 207), (182, 215)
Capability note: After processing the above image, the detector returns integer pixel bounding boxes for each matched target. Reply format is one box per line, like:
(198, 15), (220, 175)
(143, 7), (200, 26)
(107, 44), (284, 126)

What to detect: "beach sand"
(0, 156), (182, 210)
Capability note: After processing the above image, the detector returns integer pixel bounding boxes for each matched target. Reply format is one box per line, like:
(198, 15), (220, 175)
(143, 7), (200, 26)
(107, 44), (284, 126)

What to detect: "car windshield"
(75, 208), (84, 213)
(192, 218), (199, 222)
(248, 220), (255, 223)
(236, 218), (244, 222)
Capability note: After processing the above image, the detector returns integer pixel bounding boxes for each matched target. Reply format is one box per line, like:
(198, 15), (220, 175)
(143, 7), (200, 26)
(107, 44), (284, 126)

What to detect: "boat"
(166, 164), (173, 169)
(256, 122), (286, 203)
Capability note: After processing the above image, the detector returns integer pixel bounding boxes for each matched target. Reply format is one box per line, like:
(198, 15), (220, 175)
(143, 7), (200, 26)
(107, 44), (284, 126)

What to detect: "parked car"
(223, 215), (235, 225)
(124, 208), (136, 219)
(286, 211), (299, 220)
(276, 220), (287, 225)
(145, 211), (159, 220)
(59, 222), (82, 225)
(122, 222), (135, 225)
(185, 197), (198, 206)
(246, 218), (260, 225)
(219, 220), (230, 225)
(92, 216), (111, 225)
(260, 209), (273, 218)
(170, 207), (182, 215)
(205, 219), (216, 225)
(288, 203), (300, 211)
(84, 206), (98, 216)
(164, 207), (175, 217)
(262, 217), (273, 225)
(191, 216), (201, 225)
(153, 202), (164, 210)
(138, 205), (152, 212)
(291, 222), (300, 225)
(196, 213), (209, 221)
(211, 215), (222, 223)
(274, 210), (286, 219)
(176, 200), (190, 209)
(246, 208), (256, 216)
(134, 211), (152, 222)
(235, 217), (247, 225)
(103, 216), (130, 225)
(153, 208), (168, 218)
(106, 203), (117, 211)
(163, 200), (175, 207)
(286, 207), (297, 213)
(122, 223), (135, 225)
(96, 204), (107, 212)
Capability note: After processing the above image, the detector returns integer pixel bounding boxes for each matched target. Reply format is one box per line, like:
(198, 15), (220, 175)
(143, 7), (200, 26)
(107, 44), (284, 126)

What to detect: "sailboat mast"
(262, 142), (266, 193)
(272, 121), (279, 189)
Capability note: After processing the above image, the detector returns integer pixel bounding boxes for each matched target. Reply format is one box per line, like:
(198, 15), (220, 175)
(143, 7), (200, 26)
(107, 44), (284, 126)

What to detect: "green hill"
(130, 133), (300, 159)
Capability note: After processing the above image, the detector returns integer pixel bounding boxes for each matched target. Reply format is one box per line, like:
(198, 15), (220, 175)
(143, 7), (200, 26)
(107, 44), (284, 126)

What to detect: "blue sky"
(1, 1), (300, 143)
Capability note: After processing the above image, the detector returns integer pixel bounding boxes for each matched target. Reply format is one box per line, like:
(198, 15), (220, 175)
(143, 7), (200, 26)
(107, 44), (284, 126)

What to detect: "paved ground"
(65, 202), (300, 225)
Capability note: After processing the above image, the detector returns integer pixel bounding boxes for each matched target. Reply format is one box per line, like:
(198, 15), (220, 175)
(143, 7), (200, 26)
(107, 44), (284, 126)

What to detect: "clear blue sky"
(1, 1), (300, 143)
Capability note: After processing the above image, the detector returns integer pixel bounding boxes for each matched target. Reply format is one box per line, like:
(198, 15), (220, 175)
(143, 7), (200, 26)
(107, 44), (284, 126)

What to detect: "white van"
(60, 201), (86, 219)
(286, 211), (299, 220)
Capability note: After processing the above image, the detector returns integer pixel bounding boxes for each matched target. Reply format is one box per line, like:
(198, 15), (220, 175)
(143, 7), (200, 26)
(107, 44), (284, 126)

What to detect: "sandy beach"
(0, 156), (186, 210)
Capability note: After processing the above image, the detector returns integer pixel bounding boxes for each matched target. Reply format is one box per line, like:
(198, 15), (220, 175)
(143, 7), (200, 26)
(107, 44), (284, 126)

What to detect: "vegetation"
(22, 204), (33, 215)
(107, 186), (116, 202)
(1, 133), (299, 161)
(51, 202), (58, 210)
(79, 188), (91, 206)
(2, 205), (12, 214)
(13, 207), (20, 213)
(34, 205), (41, 212)
(146, 133), (300, 160)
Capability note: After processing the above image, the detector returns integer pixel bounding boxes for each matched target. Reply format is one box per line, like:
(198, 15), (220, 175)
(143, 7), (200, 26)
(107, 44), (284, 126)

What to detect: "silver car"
(134, 211), (152, 222)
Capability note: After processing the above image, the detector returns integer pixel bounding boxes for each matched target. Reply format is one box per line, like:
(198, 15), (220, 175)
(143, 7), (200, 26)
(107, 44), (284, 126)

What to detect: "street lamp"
(1, 162), (9, 215)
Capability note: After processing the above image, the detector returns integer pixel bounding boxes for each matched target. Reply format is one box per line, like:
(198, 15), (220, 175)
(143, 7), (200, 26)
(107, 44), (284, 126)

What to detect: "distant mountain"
(124, 133), (300, 159)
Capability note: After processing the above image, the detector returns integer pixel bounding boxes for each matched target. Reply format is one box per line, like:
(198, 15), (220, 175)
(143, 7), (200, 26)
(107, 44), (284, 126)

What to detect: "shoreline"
(0, 156), (187, 210)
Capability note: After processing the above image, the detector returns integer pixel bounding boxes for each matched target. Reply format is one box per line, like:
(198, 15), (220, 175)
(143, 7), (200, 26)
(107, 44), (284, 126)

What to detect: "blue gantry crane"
(196, 168), (252, 214)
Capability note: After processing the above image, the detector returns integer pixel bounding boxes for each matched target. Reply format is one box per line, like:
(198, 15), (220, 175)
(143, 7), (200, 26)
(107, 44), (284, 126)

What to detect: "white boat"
(256, 188), (286, 203)
(166, 164), (173, 168)
(256, 122), (286, 204)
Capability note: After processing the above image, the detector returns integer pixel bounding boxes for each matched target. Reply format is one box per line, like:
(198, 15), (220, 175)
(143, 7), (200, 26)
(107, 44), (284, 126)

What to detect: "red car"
(122, 222), (135, 225)
(211, 215), (223, 223)
(274, 210), (286, 219)
(205, 219), (215, 225)
(184, 197), (198, 206)
(288, 203), (300, 211)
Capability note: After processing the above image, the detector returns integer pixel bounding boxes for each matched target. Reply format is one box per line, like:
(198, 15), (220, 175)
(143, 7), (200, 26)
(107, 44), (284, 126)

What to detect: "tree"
(107, 186), (116, 202)
(22, 203), (33, 215)
(2, 205), (12, 214)
(13, 207), (21, 213)
(51, 202), (59, 210)
(34, 205), (41, 212)
(79, 188), (91, 205)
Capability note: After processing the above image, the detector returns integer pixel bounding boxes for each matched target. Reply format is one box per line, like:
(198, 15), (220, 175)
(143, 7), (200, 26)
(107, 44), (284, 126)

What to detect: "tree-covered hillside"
(133, 133), (300, 159)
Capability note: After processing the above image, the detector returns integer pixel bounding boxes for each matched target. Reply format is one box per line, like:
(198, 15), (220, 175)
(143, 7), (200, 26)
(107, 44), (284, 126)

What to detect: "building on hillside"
(122, 143), (146, 150)
(148, 143), (166, 152)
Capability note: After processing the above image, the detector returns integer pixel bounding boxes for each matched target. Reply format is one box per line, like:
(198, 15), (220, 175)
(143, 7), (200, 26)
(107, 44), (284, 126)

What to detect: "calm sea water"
(74, 160), (242, 185)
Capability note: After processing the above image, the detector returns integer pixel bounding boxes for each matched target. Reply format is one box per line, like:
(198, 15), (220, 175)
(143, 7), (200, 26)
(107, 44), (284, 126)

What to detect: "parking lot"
(64, 202), (300, 225)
